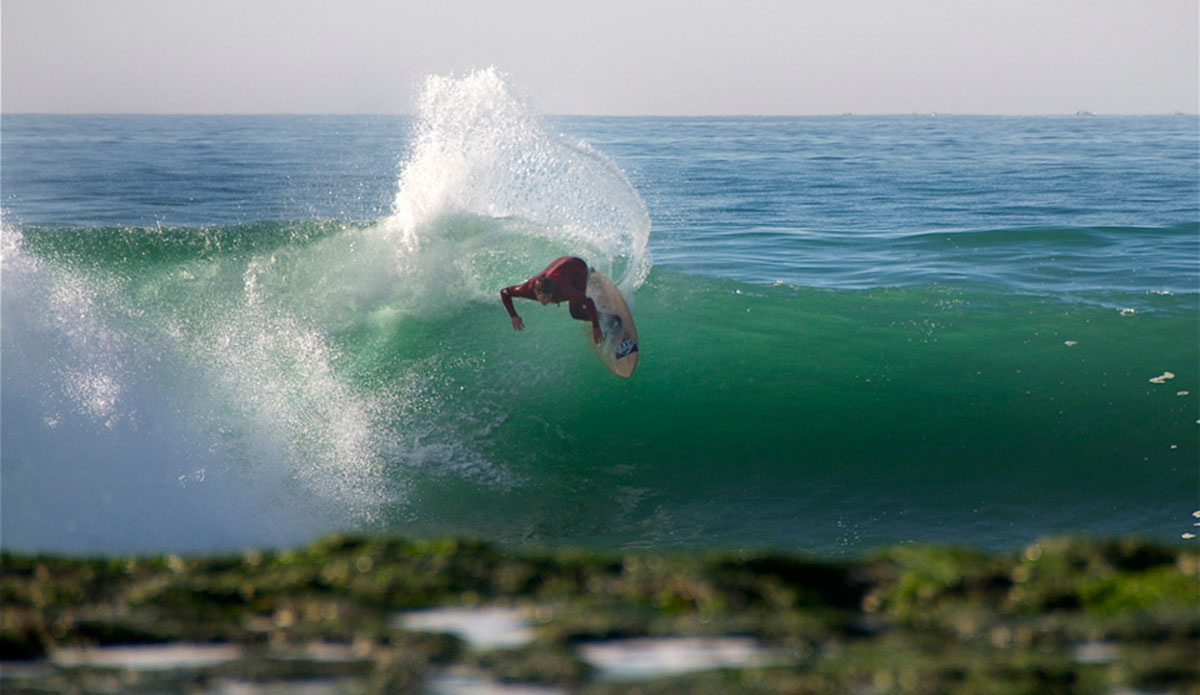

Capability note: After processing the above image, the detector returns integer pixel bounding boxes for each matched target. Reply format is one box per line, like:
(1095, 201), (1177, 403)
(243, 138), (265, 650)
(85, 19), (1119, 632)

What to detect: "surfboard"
(584, 270), (639, 377)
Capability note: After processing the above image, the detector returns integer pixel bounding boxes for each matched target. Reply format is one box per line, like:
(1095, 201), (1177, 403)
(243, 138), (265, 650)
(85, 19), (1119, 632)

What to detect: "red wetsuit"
(501, 256), (601, 342)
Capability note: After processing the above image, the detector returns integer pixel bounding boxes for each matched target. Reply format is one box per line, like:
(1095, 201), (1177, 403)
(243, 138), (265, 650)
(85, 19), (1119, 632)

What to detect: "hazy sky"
(3, 0), (1197, 115)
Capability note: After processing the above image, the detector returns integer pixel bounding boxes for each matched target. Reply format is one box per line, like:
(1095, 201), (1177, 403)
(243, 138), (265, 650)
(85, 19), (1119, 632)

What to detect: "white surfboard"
(584, 270), (639, 377)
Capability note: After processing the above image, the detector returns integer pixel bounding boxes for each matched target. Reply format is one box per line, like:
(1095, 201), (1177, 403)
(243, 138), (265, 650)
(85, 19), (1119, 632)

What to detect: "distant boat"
(1074, 110), (1097, 117)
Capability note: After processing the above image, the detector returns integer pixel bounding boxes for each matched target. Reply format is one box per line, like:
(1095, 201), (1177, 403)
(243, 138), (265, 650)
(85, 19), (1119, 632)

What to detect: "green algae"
(2, 535), (1196, 694)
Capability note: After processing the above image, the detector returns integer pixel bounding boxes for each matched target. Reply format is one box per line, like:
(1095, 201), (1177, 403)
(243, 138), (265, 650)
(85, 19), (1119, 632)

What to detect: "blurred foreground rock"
(2, 535), (1196, 694)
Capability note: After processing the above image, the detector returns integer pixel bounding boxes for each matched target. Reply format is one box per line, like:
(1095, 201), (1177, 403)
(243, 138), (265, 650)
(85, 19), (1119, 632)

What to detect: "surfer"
(501, 256), (603, 343)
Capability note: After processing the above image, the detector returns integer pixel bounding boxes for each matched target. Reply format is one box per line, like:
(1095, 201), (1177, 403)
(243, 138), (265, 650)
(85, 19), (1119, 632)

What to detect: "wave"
(5, 213), (1197, 553)
(667, 222), (1199, 294)
(1, 70), (1195, 554)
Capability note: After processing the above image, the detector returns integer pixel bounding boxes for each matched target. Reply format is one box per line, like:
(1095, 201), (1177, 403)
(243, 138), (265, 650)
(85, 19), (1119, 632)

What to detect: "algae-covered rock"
(472, 642), (594, 686)
(1, 536), (1196, 694)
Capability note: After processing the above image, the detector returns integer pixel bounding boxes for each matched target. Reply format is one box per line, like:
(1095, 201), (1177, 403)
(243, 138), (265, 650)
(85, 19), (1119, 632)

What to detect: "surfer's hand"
(512, 316), (524, 331)
(593, 326), (603, 344)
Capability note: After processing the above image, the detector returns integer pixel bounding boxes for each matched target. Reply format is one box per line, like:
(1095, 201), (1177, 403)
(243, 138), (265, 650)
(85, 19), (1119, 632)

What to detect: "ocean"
(3, 70), (1197, 556)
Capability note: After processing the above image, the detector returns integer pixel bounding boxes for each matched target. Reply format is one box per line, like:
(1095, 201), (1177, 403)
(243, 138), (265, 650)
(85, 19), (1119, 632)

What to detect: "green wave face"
(5, 218), (1196, 551)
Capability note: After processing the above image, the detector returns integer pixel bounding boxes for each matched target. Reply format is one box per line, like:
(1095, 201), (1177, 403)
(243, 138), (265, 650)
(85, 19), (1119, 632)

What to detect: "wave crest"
(384, 67), (651, 293)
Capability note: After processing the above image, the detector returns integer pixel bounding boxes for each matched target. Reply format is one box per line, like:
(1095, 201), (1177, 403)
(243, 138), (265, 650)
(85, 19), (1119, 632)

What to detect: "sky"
(2, 0), (1197, 115)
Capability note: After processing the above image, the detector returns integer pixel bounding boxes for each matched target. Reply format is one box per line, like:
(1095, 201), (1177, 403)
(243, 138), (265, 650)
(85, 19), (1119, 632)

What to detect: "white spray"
(384, 67), (651, 295)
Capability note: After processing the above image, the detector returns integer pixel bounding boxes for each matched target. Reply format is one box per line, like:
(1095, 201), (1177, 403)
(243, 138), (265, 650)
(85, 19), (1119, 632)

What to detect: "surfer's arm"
(563, 289), (602, 344)
(500, 283), (532, 330)
(583, 297), (601, 343)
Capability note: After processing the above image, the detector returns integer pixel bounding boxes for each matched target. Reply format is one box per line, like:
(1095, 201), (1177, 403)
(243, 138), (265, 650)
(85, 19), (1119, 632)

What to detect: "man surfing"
(500, 256), (603, 344)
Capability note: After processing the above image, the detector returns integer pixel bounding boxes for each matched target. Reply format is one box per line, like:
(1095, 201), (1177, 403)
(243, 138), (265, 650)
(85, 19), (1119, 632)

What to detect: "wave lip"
(666, 222), (1199, 296)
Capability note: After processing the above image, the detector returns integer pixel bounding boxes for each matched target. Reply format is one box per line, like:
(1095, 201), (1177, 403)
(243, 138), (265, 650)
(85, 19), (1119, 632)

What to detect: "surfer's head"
(534, 277), (554, 304)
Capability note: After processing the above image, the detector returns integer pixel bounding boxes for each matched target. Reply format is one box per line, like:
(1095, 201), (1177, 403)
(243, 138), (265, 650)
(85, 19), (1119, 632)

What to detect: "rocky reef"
(2, 535), (1196, 694)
